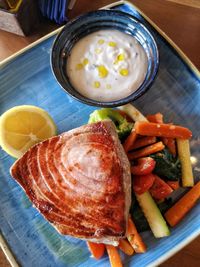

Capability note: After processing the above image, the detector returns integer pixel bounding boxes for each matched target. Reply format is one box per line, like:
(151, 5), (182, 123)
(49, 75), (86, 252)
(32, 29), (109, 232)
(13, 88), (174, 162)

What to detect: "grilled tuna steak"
(10, 121), (131, 245)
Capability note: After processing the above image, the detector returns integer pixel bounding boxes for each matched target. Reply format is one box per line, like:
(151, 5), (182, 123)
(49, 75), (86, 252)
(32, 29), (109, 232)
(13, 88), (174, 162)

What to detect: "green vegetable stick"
(136, 192), (170, 238)
(118, 104), (148, 122)
(177, 139), (194, 187)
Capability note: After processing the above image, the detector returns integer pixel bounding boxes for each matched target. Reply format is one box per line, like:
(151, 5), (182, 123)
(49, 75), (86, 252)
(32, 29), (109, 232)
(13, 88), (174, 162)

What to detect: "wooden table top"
(0, 1), (199, 266)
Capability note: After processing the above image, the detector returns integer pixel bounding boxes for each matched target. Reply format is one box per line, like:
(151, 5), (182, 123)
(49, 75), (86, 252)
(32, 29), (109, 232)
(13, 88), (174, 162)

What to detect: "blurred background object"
(0, 0), (23, 12)
(38, 0), (68, 24)
(6, 0), (22, 11)
(0, 0), (40, 36)
(0, 0), (77, 36)
(0, 0), (9, 9)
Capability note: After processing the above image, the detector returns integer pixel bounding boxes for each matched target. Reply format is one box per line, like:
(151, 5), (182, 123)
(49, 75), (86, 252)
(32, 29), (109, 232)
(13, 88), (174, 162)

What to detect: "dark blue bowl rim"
(51, 9), (159, 107)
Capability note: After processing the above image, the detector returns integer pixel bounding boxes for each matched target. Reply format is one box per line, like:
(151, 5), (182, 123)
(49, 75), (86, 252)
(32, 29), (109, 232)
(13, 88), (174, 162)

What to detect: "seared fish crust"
(10, 121), (131, 245)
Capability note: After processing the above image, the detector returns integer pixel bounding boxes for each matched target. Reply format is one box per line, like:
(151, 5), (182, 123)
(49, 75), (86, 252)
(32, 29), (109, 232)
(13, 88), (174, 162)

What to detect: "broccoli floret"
(88, 108), (133, 140)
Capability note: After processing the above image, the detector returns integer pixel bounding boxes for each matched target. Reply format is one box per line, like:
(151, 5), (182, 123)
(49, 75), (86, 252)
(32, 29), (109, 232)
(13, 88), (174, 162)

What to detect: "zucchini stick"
(177, 139), (194, 187)
(136, 192), (170, 238)
(118, 104), (148, 122)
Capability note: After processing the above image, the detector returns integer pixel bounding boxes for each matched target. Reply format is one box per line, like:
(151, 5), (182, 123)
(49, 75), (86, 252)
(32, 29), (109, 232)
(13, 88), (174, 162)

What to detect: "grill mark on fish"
(21, 145), (94, 231)
(52, 134), (122, 201)
(61, 132), (117, 187)
(49, 137), (124, 231)
(39, 137), (117, 230)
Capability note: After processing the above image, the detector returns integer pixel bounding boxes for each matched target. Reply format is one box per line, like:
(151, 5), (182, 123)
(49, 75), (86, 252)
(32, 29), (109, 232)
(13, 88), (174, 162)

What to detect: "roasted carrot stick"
(130, 136), (157, 150)
(167, 181), (180, 190)
(146, 114), (177, 155)
(162, 137), (176, 156)
(106, 245), (123, 267)
(164, 181), (200, 227)
(146, 113), (163, 124)
(118, 239), (134, 255)
(87, 242), (105, 259)
(134, 121), (192, 139)
(123, 129), (137, 153)
(128, 141), (165, 160)
(127, 217), (147, 253)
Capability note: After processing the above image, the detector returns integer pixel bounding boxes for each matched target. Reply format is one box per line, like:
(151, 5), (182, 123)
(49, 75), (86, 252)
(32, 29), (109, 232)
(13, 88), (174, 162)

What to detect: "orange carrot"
(106, 245), (123, 267)
(162, 137), (176, 156)
(123, 129), (137, 153)
(87, 242), (105, 260)
(128, 141), (165, 160)
(167, 181), (180, 190)
(146, 114), (177, 155)
(164, 181), (200, 227)
(130, 136), (157, 150)
(127, 217), (147, 253)
(146, 113), (163, 124)
(118, 239), (134, 255)
(134, 121), (192, 139)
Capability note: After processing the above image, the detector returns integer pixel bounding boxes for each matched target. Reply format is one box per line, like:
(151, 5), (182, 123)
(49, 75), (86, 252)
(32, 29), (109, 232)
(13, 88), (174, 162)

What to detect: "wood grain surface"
(0, 0), (199, 266)
(166, 0), (200, 8)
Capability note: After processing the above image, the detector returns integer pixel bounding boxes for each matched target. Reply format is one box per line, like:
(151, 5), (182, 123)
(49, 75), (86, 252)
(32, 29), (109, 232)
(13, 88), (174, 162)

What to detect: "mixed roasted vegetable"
(89, 108), (133, 140)
(87, 104), (200, 267)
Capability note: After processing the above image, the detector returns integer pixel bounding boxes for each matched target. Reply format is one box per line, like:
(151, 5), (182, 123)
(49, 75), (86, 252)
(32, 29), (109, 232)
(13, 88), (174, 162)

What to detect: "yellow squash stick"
(177, 139), (194, 187)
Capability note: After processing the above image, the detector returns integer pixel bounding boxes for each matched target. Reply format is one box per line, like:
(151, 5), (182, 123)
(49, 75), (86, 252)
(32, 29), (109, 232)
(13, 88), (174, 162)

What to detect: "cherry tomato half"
(166, 181), (180, 190)
(133, 173), (156, 195)
(149, 175), (173, 200)
(131, 157), (156, 176)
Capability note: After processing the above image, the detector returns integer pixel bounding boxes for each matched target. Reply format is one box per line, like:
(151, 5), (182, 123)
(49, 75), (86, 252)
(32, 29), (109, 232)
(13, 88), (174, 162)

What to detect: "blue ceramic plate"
(0, 1), (200, 267)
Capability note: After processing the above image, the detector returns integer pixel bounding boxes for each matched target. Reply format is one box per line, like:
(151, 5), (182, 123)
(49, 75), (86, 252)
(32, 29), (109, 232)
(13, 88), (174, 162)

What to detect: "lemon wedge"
(0, 105), (57, 158)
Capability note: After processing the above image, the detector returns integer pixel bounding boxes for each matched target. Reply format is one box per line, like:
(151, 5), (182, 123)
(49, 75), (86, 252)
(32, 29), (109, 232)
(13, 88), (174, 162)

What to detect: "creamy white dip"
(67, 30), (148, 102)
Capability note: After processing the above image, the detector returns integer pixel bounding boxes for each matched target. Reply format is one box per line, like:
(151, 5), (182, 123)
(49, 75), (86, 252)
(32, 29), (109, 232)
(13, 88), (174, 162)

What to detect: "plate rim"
(0, 1), (200, 267)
